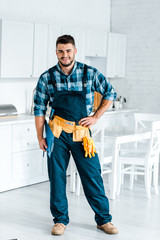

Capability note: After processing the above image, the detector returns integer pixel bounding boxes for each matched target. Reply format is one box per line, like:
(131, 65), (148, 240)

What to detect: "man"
(34, 35), (118, 236)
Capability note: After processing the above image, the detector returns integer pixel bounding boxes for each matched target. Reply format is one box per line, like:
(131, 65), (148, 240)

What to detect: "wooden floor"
(0, 176), (160, 240)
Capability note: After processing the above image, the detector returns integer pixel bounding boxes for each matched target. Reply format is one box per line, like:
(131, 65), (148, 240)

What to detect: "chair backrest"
(134, 113), (160, 131)
(146, 121), (160, 164)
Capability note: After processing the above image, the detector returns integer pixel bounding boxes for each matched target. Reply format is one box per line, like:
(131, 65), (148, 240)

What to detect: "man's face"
(56, 43), (77, 67)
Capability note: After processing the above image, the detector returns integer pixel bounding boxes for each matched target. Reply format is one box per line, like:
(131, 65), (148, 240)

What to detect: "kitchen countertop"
(0, 109), (138, 126)
(103, 108), (138, 115)
(0, 114), (35, 126)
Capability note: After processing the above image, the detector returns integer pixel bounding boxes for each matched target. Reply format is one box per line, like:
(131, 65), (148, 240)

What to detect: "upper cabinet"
(62, 27), (85, 63)
(48, 25), (62, 68)
(33, 23), (48, 77)
(0, 20), (62, 78)
(0, 19), (127, 79)
(0, 20), (34, 78)
(85, 30), (108, 57)
(106, 33), (127, 78)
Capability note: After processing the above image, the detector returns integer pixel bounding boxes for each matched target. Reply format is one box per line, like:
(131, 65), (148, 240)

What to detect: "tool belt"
(49, 115), (96, 158)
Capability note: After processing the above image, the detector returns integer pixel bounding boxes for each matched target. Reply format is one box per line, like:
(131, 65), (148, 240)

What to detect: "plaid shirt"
(34, 61), (117, 116)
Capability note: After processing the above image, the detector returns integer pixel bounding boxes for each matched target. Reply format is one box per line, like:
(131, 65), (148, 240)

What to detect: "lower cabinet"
(0, 125), (12, 191)
(0, 121), (48, 193)
(13, 149), (48, 184)
(100, 111), (135, 134)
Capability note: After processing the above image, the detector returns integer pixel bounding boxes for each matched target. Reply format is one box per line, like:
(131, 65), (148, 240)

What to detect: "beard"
(59, 56), (75, 67)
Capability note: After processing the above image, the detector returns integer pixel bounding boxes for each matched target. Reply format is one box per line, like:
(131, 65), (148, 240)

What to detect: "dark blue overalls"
(47, 65), (112, 226)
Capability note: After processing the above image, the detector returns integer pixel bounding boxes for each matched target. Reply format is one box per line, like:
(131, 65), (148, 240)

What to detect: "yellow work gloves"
(83, 136), (97, 158)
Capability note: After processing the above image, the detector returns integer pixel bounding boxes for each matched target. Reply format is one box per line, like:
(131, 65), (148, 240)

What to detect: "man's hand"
(38, 137), (48, 152)
(79, 116), (98, 128)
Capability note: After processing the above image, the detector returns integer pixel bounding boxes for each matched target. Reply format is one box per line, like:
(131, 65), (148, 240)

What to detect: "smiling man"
(34, 35), (118, 236)
(56, 42), (76, 68)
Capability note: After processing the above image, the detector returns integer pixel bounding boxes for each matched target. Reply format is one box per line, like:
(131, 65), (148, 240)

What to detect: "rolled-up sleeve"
(93, 70), (117, 101)
(34, 74), (49, 116)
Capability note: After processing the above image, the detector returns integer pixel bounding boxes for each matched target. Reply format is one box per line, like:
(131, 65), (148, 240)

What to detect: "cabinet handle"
(27, 163), (29, 167)
(27, 142), (30, 145)
(27, 128), (30, 131)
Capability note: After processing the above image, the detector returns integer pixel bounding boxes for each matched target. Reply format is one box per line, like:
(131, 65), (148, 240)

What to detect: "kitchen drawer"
(13, 149), (44, 181)
(13, 122), (37, 138)
(13, 137), (39, 152)
(13, 122), (39, 152)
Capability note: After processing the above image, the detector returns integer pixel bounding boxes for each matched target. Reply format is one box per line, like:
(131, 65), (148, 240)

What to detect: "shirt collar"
(56, 61), (77, 76)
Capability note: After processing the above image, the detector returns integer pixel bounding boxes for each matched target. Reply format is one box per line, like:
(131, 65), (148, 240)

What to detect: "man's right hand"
(38, 138), (48, 152)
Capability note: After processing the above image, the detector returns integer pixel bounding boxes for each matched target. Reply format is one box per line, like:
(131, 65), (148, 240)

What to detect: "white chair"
(69, 123), (113, 196)
(117, 121), (160, 199)
(119, 113), (160, 183)
(134, 113), (160, 131)
(120, 113), (160, 152)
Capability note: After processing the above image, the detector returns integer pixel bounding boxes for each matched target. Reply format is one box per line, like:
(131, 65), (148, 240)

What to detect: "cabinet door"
(33, 23), (48, 77)
(0, 125), (12, 185)
(106, 33), (127, 78)
(116, 34), (127, 78)
(85, 30), (107, 57)
(62, 27), (85, 63)
(13, 149), (45, 181)
(48, 25), (62, 68)
(0, 20), (33, 77)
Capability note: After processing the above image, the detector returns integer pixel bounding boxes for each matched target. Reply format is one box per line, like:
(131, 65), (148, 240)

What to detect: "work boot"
(97, 222), (118, 234)
(51, 223), (66, 235)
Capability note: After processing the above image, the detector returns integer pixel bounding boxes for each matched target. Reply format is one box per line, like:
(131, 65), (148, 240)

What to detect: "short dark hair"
(56, 35), (75, 47)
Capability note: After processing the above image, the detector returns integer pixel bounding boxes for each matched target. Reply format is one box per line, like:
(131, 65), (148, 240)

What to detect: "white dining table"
(104, 130), (152, 200)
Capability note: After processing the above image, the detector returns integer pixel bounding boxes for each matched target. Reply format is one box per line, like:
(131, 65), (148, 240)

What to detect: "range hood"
(0, 104), (18, 118)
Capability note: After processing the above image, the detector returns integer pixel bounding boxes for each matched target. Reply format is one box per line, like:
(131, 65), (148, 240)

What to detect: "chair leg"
(134, 174), (138, 181)
(145, 167), (151, 199)
(70, 159), (76, 193)
(116, 162), (122, 196)
(76, 172), (81, 196)
(121, 164), (124, 185)
(129, 165), (134, 190)
(108, 172), (111, 191)
(153, 161), (159, 195)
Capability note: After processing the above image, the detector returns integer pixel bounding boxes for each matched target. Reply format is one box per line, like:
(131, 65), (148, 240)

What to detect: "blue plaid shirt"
(34, 61), (117, 116)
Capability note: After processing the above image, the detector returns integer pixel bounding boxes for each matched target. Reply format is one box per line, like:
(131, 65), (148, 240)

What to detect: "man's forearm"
(35, 116), (45, 141)
(93, 99), (112, 120)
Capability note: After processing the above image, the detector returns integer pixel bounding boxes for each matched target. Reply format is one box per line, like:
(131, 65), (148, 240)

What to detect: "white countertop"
(103, 108), (138, 115)
(0, 114), (35, 126)
(0, 109), (138, 126)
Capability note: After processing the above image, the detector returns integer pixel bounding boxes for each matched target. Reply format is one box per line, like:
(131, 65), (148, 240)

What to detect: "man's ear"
(75, 48), (77, 54)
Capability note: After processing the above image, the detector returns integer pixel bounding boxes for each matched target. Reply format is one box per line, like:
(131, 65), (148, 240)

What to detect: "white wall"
(0, 0), (110, 113)
(111, 0), (160, 113)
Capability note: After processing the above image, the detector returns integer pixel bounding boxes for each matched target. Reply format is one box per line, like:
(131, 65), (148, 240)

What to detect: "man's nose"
(62, 52), (68, 57)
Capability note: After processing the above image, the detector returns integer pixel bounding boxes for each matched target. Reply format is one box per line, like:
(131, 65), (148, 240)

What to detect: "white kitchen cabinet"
(0, 118), (48, 193)
(13, 149), (44, 181)
(0, 125), (12, 191)
(33, 23), (48, 77)
(12, 122), (39, 152)
(94, 110), (136, 136)
(0, 20), (34, 78)
(48, 25), (62, 68)
(106, 33), (127, 78)
(85, 30), (108, 57)
(12, 122), (48, 185)
(62, 27), (85, 63)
